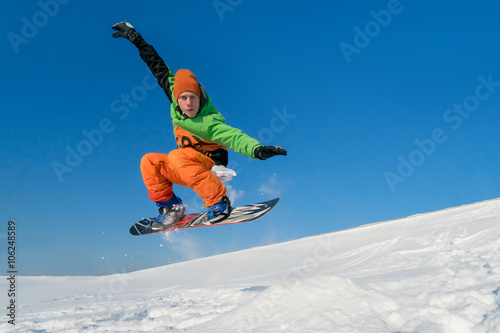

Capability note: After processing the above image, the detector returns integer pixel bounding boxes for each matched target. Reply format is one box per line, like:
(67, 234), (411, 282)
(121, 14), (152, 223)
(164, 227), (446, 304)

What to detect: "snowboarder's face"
(178, 91), (200, 118)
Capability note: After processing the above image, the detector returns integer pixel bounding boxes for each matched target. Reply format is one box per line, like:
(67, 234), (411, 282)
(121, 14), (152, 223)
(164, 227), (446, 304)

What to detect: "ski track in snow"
(2, 199), (500, 332)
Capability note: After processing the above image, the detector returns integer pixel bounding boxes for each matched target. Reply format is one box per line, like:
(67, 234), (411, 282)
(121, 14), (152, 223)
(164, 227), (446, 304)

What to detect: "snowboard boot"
(151, 194), (185, 229)
(207, 196), (232, 224)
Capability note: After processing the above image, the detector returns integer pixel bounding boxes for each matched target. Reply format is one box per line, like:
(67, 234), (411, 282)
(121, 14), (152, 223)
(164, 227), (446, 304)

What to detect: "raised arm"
(112, 22), (175, 103)
(113, 22), (287, 161)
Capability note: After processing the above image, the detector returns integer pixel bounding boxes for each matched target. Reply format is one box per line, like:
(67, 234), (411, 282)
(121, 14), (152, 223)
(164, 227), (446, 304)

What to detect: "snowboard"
(129, 198), (279, 236)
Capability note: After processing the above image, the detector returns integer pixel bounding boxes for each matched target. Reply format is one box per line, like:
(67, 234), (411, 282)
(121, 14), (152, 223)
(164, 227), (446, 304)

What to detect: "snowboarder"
(112, 22), (287, 225)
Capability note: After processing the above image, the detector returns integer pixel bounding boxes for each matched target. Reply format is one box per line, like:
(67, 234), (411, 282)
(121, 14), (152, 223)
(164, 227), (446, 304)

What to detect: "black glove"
(112, 21), (142, 44)
(254, 146), (287, 160)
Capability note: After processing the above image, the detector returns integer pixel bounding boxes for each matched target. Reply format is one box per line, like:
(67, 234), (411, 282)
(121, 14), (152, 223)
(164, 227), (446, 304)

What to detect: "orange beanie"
(173, 69), (201, 102)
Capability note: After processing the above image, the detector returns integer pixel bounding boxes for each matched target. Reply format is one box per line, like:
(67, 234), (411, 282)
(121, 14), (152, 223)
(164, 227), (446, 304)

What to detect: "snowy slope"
(3, 198), (500, 332)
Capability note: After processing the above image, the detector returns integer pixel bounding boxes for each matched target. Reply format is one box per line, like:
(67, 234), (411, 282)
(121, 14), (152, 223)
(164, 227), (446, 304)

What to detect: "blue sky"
(2, 0), (500, 276)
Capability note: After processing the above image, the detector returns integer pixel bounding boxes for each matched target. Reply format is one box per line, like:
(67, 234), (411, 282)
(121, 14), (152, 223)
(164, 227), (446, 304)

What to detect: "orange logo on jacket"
(174, 126), (227, 153)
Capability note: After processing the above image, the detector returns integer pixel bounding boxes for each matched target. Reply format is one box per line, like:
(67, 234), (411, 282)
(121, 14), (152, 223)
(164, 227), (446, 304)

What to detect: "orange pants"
(140, 148), (226, 207)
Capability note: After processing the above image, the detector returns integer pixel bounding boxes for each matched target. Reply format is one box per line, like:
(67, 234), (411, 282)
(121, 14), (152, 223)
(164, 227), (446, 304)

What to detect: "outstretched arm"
(112, 22), (175, 103)
(173, 104), (287, 160)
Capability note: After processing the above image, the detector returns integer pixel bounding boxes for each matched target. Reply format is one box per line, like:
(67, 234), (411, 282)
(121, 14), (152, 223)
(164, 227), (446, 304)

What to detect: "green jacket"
(136, 38), (262, 159)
